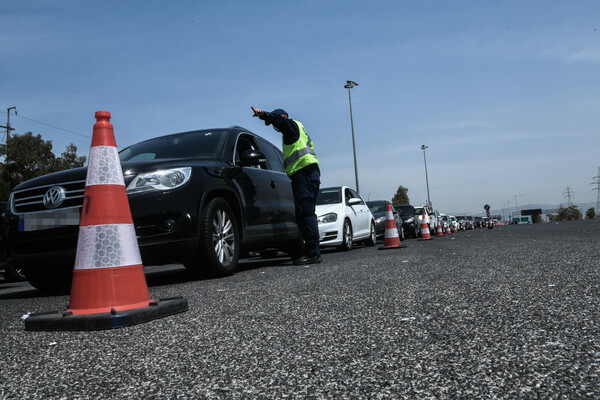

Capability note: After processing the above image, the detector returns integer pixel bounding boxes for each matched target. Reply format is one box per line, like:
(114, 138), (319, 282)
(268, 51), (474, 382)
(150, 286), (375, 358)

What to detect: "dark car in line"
(5, 126), (303, 292)
(366, 201), (404, 241)
(393, 204), (420, 238)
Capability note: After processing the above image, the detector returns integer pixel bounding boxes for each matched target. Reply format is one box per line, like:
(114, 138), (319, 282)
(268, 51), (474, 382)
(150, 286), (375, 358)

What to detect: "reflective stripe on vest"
(282, 120), (319, 176)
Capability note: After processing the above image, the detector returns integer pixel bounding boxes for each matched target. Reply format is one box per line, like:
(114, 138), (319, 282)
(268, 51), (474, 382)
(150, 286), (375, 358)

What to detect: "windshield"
(394, 205), (413, 216)
(316, 188), (341, 205)
(366, 201), (387, 213)
(414, 207), (425, 215)
(119, 130), (228, 161)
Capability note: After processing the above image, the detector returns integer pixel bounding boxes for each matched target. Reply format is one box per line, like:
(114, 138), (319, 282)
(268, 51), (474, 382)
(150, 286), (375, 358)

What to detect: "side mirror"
(348, 198), (361, 206)
(240, 150), (266, 166)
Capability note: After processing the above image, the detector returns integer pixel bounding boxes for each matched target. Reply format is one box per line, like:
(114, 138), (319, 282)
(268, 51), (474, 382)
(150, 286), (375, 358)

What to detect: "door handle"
(270, 180), (277, 189)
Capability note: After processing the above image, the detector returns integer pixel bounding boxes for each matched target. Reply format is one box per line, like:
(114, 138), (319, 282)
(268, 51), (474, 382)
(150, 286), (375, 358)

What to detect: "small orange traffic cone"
(435, 217), (444, 236)
(445, 222), (452, 235)
(25, 111), (187, 331)
(379, 202), (404, 249)
(418, 212), (432, 240)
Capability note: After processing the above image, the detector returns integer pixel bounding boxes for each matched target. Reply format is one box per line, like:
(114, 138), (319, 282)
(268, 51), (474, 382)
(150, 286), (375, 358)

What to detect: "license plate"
(18, 208), (81, 232)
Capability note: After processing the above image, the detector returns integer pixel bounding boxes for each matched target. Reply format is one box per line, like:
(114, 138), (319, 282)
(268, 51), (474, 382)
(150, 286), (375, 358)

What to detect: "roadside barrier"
(418, 213), (432, 240)
(25, 111), (188, 331)
(435, 217), (444, 236)
(379, 202), (404, 249)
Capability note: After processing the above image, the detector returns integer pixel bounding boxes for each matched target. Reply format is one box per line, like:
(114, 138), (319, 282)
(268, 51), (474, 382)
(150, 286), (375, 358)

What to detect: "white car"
(315, 186), (376, 250)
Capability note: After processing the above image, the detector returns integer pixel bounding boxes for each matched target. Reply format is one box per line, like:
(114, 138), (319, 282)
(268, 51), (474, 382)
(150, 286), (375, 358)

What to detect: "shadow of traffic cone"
(418, 212), (432, 240)
(379, 202), (404, 250)
(25, 111), (187, 331)
(435, 217), (444, 236)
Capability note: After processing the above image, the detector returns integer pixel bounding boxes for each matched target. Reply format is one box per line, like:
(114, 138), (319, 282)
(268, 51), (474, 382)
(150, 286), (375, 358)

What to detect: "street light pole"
(344, 80), (360, 194)
(421, 145), (431, 209)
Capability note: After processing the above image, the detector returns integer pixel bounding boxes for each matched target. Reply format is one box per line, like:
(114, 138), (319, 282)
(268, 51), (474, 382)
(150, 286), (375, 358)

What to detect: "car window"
(415, 207), (424, 215)
(316, 188), (341, 205)
(234, 134), (265, 169)
(257, 138), (285, 173)
(119, 130), (228, 161)
(367, 202), (386, 213)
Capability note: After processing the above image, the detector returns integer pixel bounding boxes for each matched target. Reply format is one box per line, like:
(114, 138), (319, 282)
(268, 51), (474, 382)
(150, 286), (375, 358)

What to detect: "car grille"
(11, 180), (86, 214)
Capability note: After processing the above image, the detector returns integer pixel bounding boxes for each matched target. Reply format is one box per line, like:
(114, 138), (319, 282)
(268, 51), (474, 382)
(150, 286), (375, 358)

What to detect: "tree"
(0, 132), (86, 201)
(556, 205), (582, 221)
(586, 207), (596, 219)
(391, 185), (410, 205)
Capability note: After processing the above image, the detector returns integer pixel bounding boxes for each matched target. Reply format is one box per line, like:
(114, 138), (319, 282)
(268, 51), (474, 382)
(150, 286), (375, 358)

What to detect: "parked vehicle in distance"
(6, 126), (304, 292)
(316, 186), (376, 251)
(449, 215), (459, 232)
(394, 204), (420, 238)
(414, 205), (435, 233)
(366, 201), (404, 241)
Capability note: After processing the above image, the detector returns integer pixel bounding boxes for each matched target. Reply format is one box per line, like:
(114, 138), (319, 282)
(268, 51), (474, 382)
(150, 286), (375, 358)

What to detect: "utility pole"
(512, 194), (523, 217)
(1, 107), (17, 162)
(563, 186), (575, 207)
(344, 80), (360, 194)
(591, 166), (600, 213)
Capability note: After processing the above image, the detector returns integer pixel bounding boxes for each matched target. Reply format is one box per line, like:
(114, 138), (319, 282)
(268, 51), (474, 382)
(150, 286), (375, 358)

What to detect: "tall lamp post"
(1, 106), (17, 162)
(421, 145), (431, 209)
(344, 80), (360, 194)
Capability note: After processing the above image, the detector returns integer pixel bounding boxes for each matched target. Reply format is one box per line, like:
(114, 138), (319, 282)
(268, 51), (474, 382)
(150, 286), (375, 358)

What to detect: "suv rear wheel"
(186, 197), (240, 277)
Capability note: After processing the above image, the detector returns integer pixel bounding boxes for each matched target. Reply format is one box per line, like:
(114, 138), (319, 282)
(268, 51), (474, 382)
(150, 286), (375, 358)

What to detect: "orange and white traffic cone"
(445, 223), (452, 235)
(435, 217), (444, 236)
(25, 111), (187, 331)
(418, 212), (432, 240)
(379, 202), (404, 249)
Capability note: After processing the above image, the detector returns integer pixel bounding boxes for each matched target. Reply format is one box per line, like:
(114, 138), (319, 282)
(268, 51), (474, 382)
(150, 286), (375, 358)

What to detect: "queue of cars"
(1, 124), (484, 292)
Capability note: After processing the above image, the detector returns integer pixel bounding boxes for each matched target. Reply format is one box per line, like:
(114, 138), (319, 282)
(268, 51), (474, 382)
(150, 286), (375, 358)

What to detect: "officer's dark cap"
(272, 109), (288, 117)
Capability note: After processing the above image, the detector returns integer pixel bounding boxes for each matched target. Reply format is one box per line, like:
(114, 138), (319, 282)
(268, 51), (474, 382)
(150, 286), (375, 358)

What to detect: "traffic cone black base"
(25, 297), (188, 331)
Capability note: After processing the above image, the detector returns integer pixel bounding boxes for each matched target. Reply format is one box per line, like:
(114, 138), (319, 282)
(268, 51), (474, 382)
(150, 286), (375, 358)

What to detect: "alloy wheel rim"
(212, 209), (235, 265)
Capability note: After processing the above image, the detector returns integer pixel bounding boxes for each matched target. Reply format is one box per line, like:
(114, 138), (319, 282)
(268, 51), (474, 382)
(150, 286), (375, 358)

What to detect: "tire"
(3, 264), (27, 282)
(364, 221), (376, 246)
(187, 197), (240, 277)
(337, 219), (353, 251)
(24, 265), (73, 294)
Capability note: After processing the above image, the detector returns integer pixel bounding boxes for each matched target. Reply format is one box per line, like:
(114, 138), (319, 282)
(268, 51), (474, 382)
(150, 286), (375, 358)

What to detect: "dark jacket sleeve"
(259, 112), (300, 145)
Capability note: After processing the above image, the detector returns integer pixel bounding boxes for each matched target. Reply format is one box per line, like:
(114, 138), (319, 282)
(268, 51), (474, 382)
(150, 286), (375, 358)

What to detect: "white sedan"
(315, 186), (376, 250)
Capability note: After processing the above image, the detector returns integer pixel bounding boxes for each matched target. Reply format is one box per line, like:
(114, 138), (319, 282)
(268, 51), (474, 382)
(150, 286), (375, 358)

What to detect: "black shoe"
(293, 255), (322, 265)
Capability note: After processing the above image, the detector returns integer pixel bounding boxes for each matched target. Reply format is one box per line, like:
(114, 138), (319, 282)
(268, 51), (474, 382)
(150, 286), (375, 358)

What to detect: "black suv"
(6, 126), (303, 292)
(393, 204), (419, 238)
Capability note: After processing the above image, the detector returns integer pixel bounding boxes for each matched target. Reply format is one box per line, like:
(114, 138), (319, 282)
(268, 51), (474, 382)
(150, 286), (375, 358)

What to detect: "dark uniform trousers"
(290, 164), (321, 258)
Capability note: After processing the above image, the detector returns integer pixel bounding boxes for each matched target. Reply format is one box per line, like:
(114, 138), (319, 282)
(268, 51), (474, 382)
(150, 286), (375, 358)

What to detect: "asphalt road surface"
(1, 220), (599, 399)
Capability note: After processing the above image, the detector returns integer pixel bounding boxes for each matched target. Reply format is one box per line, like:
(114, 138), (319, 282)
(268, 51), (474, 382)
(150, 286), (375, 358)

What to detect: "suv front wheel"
(187, 197), (240, 277)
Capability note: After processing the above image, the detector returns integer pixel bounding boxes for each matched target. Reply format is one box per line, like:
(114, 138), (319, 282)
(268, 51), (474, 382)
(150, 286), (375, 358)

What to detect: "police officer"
(251, 107), (321, 265)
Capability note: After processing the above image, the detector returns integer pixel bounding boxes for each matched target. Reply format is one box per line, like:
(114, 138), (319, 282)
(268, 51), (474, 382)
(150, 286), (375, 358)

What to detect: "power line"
(0, 110), (91, 140)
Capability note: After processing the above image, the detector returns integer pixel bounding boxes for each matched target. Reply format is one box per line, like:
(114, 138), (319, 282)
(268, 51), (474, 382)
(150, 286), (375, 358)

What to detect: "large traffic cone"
(379, 202), (404, 249)
(435, 217), (444, 236)
(418, 212), (432, 240)
(25, 111), (187, 331)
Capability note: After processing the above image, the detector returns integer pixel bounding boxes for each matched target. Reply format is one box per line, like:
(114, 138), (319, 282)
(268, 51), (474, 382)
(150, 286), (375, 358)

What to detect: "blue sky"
(2, 1), (599, 215)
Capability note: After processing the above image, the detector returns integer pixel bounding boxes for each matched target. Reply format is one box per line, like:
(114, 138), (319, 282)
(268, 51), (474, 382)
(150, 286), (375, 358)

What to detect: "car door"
(347, 188), (371, 238)
(233, 134), (279, 243)
(256, 137), (297, 240)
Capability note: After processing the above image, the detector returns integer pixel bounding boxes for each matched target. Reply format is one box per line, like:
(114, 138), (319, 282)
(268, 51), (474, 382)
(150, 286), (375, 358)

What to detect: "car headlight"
(404, 217), (414, 223)
(375, 216), (385, 224)
(317, 212), (337, 224)
(127, 167), (192, 194)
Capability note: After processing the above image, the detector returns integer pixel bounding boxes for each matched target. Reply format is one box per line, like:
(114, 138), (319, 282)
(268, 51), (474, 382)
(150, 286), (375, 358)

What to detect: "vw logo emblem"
(43, 186), (66, 209)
